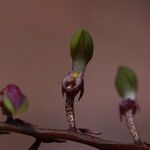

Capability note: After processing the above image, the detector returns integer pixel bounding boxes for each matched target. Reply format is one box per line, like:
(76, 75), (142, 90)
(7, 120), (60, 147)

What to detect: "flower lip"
(62, 72), (84, 100)
(62, 72), (83, 93)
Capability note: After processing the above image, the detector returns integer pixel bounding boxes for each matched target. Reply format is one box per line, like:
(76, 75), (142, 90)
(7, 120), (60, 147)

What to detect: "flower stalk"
(124, 109), (140, 144)
(62, 28), (93, 130)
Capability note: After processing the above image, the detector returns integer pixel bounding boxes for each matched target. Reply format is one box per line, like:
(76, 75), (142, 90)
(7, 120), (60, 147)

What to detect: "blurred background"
(0, 0), (150, 149)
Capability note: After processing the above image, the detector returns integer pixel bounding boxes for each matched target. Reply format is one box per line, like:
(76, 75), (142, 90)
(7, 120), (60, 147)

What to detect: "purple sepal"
(119, 99), (140, 121)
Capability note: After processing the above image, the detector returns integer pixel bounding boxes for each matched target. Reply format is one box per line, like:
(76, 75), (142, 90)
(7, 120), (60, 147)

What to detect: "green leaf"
(115, 66), (138, 99)
(3, 95), (15, 113)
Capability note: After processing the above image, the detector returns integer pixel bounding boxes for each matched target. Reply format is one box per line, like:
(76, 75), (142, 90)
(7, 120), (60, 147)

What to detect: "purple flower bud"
(0, 84), (28, 114)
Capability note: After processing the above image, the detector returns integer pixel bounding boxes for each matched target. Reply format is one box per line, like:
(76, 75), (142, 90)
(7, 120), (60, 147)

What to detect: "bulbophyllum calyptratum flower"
(115, 66), (141, 144)
(0, 84), (28, 122)
(62, 28), (93, 131)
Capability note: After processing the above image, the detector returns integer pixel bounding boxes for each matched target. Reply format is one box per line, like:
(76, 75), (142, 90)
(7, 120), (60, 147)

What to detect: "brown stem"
(0, 121), (149, 150)
(29, 139), (42, 150)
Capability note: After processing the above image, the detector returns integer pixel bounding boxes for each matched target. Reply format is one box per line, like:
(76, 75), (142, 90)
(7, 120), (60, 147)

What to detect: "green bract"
(115, 66), (138, 99)
(70, 28), (94, 72)
(3, 95), (15, 113)
(16, 98), (28, 114)
(3, 95), (28, 114)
